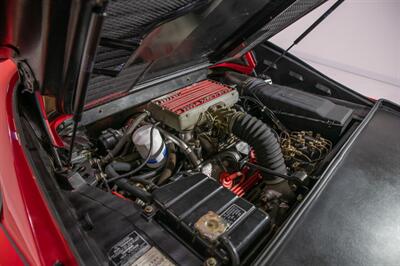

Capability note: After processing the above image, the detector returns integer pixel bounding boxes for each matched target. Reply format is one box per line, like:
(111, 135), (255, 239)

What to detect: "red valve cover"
(153, 80), (234, 115)
(148, 80), (238, 131)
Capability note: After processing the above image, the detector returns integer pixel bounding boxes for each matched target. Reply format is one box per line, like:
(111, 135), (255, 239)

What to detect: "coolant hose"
(113, 178), (153, 203)
(220, 236), (240, 266)
(230, 113), (287, 183)
(102, 112), (149, 164)
(105, 163), (153, 203)
(107, 161), (155, 186)
(157, 127), (201, 167)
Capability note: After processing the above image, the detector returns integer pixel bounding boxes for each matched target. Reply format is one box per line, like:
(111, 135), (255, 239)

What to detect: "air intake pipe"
(210, 107), (287, 183)
(230, 112), (287, 183)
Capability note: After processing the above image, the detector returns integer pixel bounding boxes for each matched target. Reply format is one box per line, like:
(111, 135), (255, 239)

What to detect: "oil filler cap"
(195, 211), (227, 242)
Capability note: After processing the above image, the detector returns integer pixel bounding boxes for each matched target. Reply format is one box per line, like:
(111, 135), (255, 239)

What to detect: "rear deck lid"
(0, 0), (326, 114)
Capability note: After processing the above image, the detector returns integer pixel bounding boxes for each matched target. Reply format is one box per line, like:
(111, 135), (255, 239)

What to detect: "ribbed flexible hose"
(230, 113), (287, 182)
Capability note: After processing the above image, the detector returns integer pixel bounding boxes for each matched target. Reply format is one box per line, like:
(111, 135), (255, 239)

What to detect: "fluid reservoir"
(132, 125), (167, 168)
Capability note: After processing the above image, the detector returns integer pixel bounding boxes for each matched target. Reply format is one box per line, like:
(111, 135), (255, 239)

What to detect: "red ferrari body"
(0, 59), (76, 265)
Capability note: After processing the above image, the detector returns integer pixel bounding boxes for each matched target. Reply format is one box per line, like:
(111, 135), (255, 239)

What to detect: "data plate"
(108, 231), (151, 266)
(133, 247), (175, 266)
(220, 204), (246, 228)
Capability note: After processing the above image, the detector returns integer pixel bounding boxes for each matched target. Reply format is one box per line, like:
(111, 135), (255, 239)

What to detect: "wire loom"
(280, 131), (332, 174)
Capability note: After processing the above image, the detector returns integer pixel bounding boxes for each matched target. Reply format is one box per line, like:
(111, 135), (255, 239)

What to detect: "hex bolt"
(205, 257), (217, 266)
(297, 194), (304, 201)
(144, 205), (154, 214)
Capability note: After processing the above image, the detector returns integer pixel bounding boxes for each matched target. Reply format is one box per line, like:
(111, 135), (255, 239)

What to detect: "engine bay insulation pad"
(147, 80), (238, 131)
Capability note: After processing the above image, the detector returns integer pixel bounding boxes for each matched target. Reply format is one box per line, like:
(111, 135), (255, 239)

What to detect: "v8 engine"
(59, 74), (353, 265)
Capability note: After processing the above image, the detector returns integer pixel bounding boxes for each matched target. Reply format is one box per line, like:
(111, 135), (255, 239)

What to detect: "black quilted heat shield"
(85, 0), (326, 107)
(94, 0), (207, 72)
(86, 0), (208, 105)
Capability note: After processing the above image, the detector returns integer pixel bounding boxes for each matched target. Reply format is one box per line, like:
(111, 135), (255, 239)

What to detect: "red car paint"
(48, 114), (73, 148)
(209, 52), (257, 75)
(0, 59), (77, 265)
(0, 226), (24, 266)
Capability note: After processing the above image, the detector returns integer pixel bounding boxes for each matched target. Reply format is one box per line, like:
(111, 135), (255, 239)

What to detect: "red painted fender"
(0, 59), (77, 265)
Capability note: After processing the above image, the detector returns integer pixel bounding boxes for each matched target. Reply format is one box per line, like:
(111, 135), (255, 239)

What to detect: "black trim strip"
(81, 66), (208, 125)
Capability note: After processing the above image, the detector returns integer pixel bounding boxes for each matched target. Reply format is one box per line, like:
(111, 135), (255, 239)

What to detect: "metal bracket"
(18, 61), (38, 93)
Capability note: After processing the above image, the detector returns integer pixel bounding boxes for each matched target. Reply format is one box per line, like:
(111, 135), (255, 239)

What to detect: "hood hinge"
(18, 61), (38, 93)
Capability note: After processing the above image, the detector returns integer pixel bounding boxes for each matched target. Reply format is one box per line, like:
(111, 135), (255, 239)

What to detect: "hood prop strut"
(67, 3), (107, 165)
(263, 0), (345, 74)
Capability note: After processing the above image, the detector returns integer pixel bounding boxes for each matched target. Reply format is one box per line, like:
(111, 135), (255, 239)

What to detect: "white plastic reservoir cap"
(132, 125), (167, 168)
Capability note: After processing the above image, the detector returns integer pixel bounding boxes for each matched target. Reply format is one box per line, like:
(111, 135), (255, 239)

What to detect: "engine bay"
(56, 72), (356, 265)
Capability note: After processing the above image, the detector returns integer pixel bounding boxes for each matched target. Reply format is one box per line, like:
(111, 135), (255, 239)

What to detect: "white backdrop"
(271, 0), (400, 103)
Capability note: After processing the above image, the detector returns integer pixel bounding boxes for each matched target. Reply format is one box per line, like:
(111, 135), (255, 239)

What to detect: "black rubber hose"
(246, 162), (296, 181)
(107, 162), (155, 186)
(230, 113), (287, 182)
(114, 178), (153, 203)
(157, 142), (176, 185)
(106, 123), (158, 184)
(102, 112), (148, 164)
(109, 161), (131, 172)
(134, 170), (159, 181)
(105, 164), (153, 202)
(220, 236), (240, 266)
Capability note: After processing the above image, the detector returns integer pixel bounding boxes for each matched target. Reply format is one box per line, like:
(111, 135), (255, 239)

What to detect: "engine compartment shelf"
(255, 100), (400, 266)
